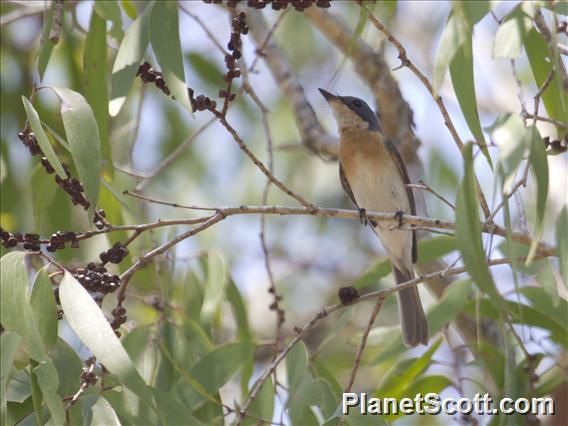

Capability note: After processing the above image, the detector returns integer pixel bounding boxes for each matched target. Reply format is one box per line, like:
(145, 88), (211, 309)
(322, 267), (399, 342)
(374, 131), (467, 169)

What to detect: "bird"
(319, 88), (428, 347)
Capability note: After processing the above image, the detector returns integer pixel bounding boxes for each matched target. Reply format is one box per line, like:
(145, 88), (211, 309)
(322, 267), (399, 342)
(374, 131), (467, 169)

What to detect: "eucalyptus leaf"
(149, 1), (192, 112)
(51, 87), (102, 217)
(21, 97), (67, 179)
(110, 4), (151, 116)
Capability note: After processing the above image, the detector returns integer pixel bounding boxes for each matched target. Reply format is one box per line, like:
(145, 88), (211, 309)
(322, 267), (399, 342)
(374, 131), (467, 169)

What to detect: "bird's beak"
(318, 88), (339, 103)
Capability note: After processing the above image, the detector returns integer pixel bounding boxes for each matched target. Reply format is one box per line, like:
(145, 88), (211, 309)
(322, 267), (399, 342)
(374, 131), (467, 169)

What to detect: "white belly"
(346, 152), (413, 271)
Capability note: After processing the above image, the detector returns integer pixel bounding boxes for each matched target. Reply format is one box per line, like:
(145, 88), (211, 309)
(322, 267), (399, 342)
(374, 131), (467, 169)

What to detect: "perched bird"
(319, 88), (428, 347)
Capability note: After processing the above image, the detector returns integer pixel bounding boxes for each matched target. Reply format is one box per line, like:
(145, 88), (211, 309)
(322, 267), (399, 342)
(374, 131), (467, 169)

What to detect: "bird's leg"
(358, 208), (369, 226)
(395, 210), (404, 228)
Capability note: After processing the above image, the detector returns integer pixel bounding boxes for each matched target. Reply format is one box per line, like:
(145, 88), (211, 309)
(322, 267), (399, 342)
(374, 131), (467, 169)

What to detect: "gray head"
(318, 88), (381, 133)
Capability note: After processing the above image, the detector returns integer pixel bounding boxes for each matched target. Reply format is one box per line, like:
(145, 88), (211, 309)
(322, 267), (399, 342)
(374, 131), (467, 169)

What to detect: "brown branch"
(212, 110), (315, 209)
(49, 0), (64, 44)
(534, 8), (568, 91)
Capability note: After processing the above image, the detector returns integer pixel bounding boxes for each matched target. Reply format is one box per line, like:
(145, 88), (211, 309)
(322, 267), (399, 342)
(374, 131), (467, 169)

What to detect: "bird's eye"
(352, 100), (363, 108)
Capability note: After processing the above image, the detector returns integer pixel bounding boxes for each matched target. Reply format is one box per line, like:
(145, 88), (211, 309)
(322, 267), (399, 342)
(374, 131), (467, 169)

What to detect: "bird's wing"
(384, 140), (418, 264)
(339, 162), (358, 206)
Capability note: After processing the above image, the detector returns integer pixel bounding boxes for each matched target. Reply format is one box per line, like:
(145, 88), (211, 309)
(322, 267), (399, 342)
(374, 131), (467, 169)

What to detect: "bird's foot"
(358, 208), (369, 226)
(395, 210), (404, 228)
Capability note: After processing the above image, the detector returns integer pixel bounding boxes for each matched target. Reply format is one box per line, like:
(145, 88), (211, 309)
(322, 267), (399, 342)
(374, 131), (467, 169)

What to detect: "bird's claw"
(358, 208), (369, 226)
(395, 210), (404, 228)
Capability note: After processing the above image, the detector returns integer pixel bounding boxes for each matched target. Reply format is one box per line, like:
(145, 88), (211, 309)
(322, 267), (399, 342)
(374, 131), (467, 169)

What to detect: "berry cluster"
(268, 286), (285, 325)
(74, 263), (120, 294)
(137, 62), (171, 96)
(46, 231), (77, 252)
(1, 229), (41, 250)
(543, 135), (567, 153)
(204, 0), (331, 11)
(189, 88), (217, 112)
(110, 305), (127, 337)
(17, 128), (42, 155)
(80, 357), (98, 386)
(99, 242), (128, 264)
(18, 126), (108, 228)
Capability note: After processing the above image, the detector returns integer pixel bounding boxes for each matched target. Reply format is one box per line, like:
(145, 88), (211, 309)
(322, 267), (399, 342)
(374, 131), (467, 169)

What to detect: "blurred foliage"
(1, 1), (566, 425)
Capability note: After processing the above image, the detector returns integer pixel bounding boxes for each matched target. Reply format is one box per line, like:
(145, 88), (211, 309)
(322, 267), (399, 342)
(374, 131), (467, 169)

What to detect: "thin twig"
(408, 180), (455, 211)
(179, 4), (227, 55)
(532, 69), (556, 126)
(344, 294), (386, 394)
(510, 59), (528, 120)
(212, 110), (316, 209)
(534, 8), (568, 90)
(49, 0), (64, 44)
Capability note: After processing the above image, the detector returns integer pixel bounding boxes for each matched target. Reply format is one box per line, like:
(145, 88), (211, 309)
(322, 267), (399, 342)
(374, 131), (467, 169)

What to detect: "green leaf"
(171, 341), (254, 408)
(30, 267), (58, 347)
(149, 1), (192, 112)
(21, 96), (67, 179)
(524, 28), (568, 124)
(456, 143), (502, 305)
(488, 114), (531, 193)
(152, 387), (204, 426)
(31, 163), (57, 233)
(450, 40), (491, 166)
(59, 273), (155, 408)
(492, 5), (532, 59)
(84, 8), (112, 177)
(226, 278), (253, 398)
(50, 338), (83, 397)
(286, 341), (309, 391)
(200, 250), (227, 324)
(51, 87), (101, 217)
(433, 11), (469, 94)
(427, 279), (472, 333)
(87, 396), (122, 426)
(375, 338), (442, 398)
(557, 207), (568, 285)
(110, 4), (151, 116)
(417, 236), (457, 264)
(37, 1), (56, 80)
(353, 258), (391, 288)
(526, 126), (549, 262)
(0, 252), (65, 424)
(289, 377), (337, 425)
(520, 287), (568, 336)
(242, 377), (274, 426)
(1, 332), (21, 383)
(121, 0), (138, 20)
(93, 1), (124, 42)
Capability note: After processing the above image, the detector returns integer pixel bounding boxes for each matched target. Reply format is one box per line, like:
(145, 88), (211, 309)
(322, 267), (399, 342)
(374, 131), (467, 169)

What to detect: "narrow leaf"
(51, 87), (101, 216)
(30, 267), (58, 347)
(526, 126), (549, 263)
(455, 143), (502, 306)
(84, 8), (112, 177)
(93, 1), (124, 42)
(110, 4), (151, 116)
(492, 5), (532, 59)
(557, 207), (568, 285)
(149, 1), (192, 112)
(88, 396), (122, 426)
(37, 1), (56, 80)
(59, 273), (154, 407)
(450, 40), (491, 166)
(200, 250), (227, 324)
(433, 11), (469, 94)
(21, 96), (67, 179)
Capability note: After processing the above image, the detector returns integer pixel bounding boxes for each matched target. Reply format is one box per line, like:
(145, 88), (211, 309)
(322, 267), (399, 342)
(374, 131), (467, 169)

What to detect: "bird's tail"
(393, 266), (429, 347)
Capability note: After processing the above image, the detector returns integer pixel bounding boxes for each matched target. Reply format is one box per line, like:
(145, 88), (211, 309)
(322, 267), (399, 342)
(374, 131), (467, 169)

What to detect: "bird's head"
(318, 88), (381, 133)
